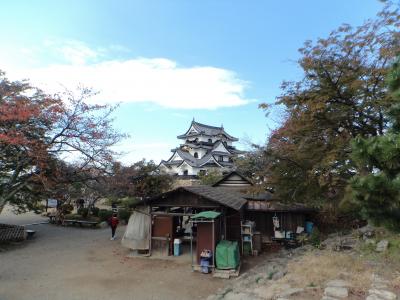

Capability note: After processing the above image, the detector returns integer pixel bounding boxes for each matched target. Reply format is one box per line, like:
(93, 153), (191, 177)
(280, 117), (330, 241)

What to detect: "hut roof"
(148, 185), (247, 211)
(212, 171), (254, 187)
(246, 199), (315, 213)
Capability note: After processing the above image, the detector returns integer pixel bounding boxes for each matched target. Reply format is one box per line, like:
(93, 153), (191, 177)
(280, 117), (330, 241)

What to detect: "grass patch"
(267, 271), (276, 280)
(358, 227), (400, 277)
(281, 251), (371, 292)
(308, 282), (317, 287)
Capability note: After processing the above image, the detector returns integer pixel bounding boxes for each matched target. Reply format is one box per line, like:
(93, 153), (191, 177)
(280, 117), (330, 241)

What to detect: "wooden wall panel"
(152, 216), (173, 238)
(195, 218), (221, 264)
(226, 210), (242, 243)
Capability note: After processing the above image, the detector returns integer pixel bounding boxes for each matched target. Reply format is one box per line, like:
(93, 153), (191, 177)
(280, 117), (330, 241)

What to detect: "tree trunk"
(0, 197), (6, 214)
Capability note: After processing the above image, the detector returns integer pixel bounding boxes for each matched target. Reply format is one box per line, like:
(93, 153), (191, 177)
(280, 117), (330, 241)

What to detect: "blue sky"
(0, 0), (383, 163)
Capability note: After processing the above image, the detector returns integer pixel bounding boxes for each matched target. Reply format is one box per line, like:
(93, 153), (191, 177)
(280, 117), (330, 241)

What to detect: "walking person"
(108, 213), (119, 240)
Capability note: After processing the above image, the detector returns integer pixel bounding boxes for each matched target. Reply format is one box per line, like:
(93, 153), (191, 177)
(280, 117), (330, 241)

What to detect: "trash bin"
(173, 238), (182, 256)
(26, 230), (36, 239)
(200, 249), (212, 274)
(305, 221), (314, 234)
(200, 258), (210, 273)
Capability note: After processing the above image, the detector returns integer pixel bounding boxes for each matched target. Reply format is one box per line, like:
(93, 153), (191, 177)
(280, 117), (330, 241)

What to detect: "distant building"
(159, 119), (243, 176)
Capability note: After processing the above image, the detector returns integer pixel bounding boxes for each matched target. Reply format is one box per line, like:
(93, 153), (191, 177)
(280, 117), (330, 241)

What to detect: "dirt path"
(0, 211), (224, 300)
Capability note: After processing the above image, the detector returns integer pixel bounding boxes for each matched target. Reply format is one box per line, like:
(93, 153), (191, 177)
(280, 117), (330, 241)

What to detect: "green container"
(216, 240), (240, 270)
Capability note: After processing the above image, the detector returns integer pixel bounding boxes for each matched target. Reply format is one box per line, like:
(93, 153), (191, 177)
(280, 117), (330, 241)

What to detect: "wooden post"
(212, 219), (215, 268)
(190, 224), (194, 271)
(149, 208), (152, 256)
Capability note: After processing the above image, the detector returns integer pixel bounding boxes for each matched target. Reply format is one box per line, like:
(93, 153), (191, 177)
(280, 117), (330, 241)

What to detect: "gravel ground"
(0, 209), (224, 300)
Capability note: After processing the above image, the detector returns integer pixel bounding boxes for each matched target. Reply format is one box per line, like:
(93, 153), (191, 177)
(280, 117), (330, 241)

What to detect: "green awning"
(191, 211), (221, 220)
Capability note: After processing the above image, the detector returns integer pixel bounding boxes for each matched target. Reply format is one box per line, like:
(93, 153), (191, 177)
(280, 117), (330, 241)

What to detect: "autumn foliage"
(0, 71), (125, 212)
(258, 3), (400, 210)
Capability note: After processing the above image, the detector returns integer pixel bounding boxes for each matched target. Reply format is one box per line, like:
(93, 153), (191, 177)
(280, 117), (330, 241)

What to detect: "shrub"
(120, 197), (141, 209)
(310, 227), (322, 248)
(118, 209), (131, 223)
(64, 214), (82, 220)
(98, 209), (113, 222)
(61, 204), (74, 214)
(64, 214), (100, 222)
(90, 207), (100, 217)
(77, 207), (89, 218)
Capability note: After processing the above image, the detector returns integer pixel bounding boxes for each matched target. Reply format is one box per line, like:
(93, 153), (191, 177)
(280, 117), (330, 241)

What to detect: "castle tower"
(159, 120), (243, 176)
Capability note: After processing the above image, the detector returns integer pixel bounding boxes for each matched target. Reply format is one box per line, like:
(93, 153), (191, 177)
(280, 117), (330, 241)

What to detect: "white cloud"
(2, 39), (251, 110)
(42, 38), (104, 65)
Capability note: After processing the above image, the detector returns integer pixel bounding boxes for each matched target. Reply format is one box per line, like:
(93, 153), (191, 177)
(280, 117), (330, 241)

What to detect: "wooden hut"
(146, 186), (246, 261)
(144, 171), (316, 264)
(214, 172), (316, 242)
(245, 198), (315, 241)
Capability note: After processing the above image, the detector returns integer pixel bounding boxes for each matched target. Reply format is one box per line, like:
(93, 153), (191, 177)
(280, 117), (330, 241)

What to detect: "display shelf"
(240, 221), (254, 255)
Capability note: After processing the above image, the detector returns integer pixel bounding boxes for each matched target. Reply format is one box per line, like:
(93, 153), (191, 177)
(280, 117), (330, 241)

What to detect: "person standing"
(108, 213), (119, 240)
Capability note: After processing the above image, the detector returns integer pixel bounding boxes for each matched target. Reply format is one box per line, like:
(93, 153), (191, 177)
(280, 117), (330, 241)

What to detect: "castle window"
(194, 152), (198, 158)
(183, 170), (188, 175)
(218, 155), (224, 162)
(208, 138), (212, 143)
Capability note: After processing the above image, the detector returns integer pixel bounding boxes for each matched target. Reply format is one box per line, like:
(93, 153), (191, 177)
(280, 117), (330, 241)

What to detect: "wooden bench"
(63, 219), (99, 228)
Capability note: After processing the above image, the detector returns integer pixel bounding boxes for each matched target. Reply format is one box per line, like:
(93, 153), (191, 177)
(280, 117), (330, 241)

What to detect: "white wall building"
(159, 120), (243, 176)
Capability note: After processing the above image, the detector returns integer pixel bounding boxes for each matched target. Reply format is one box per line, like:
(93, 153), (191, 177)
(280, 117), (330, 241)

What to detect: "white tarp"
(121, 206), (151, 250)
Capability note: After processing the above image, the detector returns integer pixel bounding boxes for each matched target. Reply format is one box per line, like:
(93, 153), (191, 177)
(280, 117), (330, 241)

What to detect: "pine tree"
(349, 57), (400, 231)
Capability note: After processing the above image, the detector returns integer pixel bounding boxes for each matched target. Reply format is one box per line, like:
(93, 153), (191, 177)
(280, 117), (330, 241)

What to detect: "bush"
(64, 214), (82, 220)
(98, 209), (113, 222)
(310, 227), (322, 248)
(61, 203), (74, 214)
(90, 207), (100, 217)
(77, 207), (89, 218)
(118, 209), (131, 223)
(64, 214), (100, 222)
(120, 197), (141, 209)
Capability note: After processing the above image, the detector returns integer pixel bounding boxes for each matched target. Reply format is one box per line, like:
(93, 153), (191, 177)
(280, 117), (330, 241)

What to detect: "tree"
(128, 160), (173, 199)
(105, 160), (173, 201)
(198, 169), (223, 186)
(347, 57), (400, 231)
(260, 3), (400, 207)
(0, 71), (125, 213)
(234, 144), (268, 181)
